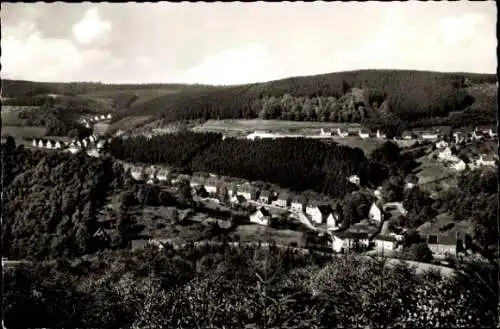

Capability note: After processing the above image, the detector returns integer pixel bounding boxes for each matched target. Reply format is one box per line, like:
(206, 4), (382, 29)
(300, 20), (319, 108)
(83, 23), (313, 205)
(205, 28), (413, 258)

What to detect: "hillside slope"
(117, 69), (496, 129)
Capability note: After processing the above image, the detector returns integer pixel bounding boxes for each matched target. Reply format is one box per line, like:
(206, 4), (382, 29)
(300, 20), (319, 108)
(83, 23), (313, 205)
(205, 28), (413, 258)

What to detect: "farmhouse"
(290, 195), (307, 213)
(54, 141), (62, 149)
(476, 154), (497, 167)
(96, 140), (105, 149)
(249, 207), (271, 226)
(320, 128), (332, 136)
(68, 145), (79, 154)
(38, 140), (45, 148)
(453, 132), (469, 144)
(45, 140), (54, 149)
(258, 190), (271, 204)
(190, 176), (205, 188)
(87, 148), (100, 158)
(156, 170), (170, 182)
(452, 160), (467, 172)
(488, 128), (497, 139)
(107, 114), (112, 119)
(435, 140), (448, 149)
(32, 139), (38, 147)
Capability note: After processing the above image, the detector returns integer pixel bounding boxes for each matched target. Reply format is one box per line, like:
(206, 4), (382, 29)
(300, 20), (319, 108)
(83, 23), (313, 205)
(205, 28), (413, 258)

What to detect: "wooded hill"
(114, 70), (496, 128)
(3, 70), (496, 130)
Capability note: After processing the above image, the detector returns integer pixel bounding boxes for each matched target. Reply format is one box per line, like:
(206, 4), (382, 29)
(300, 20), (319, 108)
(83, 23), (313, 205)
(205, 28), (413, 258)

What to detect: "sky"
(1, 2), (497, 85)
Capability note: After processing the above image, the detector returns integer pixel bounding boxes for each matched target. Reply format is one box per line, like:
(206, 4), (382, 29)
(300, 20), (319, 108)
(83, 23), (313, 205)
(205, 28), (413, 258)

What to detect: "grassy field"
(1, 106), (39, 125)
(108, 115), (154, 133)
(81, 88), (184, 109)
(230, 224), (306, 247)
(1, 126), (47, 139)
(198, 119), (361, 132)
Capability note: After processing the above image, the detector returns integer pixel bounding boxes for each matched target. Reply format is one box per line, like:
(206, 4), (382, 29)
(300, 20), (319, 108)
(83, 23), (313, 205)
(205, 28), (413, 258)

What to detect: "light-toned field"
(1, 125), (47, 139)
(1, 106), (39, 125)
(230, 224), (305, 247)
(331, 137), (385, 154)
(81, 88), (182, 109)
(198, 119), (361, 132)
(108, 115), (154, 133)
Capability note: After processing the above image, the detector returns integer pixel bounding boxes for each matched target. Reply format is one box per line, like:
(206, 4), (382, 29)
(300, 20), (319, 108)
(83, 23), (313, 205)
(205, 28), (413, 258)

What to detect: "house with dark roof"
(331, 231), (371, 253)
(417, 216), (472, 257)
(236, 184), (258, 201)
(373, 234), (401, 252)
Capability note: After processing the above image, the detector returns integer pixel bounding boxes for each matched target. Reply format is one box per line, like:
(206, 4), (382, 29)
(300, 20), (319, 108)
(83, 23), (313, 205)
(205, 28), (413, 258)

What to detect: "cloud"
(180, 42), (280, 85)
(71, 7), (112, 45)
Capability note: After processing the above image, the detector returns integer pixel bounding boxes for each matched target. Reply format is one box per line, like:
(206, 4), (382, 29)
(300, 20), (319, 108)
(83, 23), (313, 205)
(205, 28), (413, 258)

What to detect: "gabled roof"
(257, 207), (271, 217)
(317, 204), (333, 216)
(375, 234), (398, 242)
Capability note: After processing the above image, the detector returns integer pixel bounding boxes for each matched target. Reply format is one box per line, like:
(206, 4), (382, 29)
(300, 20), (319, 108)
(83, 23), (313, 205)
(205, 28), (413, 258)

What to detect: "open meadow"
(1, 106), (39, 125)
(1, 126), (47, 139)
(197, 119), (361, 132)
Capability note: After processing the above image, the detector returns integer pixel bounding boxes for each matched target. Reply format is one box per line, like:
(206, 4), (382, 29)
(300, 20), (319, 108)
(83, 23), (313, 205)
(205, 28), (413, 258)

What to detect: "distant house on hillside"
(435, 140), (448, 149)
(421, 132), (439, 141)
(204, 177), (219, 194)
(156, 170), (170, 182)
(45, 140), (54, 149)
(373, 234), (401, 253)
(358, 129), (370, 139)
(488, 128), (497, 139)
(326, 212), (341, 231)
(107, 114), (112, 119)
(401, 131), (415, 140)
(273, 192), (291, 208)
(320, 128), (332, 136)
(337, 128), (349, 138)
(54, 141), (62, 149)
(249, 207), (271, 226)
(348, 175), (361, 186)
(376, 130), (386, 139)
(331, 231), (371, 253)
(32, 139), (38, 147)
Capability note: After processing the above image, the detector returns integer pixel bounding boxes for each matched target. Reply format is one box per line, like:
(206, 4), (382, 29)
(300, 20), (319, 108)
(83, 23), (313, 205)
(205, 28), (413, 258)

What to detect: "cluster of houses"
(435, 144), (497, 172)
(31, 135), (107, 157)
(80, 114), (112, 127)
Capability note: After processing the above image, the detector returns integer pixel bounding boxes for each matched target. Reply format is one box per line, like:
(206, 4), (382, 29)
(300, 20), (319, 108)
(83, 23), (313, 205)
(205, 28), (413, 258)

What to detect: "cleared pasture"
(1, 125), (47, 139)
(1, 106), (39, 125)
(198, 119), (362, 132)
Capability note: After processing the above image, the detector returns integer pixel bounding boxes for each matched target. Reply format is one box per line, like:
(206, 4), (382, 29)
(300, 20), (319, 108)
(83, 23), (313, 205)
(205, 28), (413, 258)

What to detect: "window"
(428, 235), (438, 244)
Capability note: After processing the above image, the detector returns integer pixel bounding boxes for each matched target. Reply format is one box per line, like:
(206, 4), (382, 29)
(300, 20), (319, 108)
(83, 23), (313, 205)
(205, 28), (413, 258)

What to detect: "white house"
(337, 128), (349, 138)
(100, 115), (106, 120)
(131, 167), (144, 181)
(38, 140), (45, 148)
(402, 131), (414, 140)
(76, 141), (82, 147)
(435, 140), (448, 149)
(258, 190), (271, 204)
(249, 207), (271, 226)
(326, 213), (341, 231)
(320, 128), (332, 136)
(472, 129), (483, 141)
(96, 140), (105, 149)
(488, 129), (497, 139)
(82, 139), (88, 147)
(376, 130), (386, 139)
(107, 114), (112, 119)
(438, 147), (454, 161)
(331, 231), (371, 253)
(89, 135), (96, 143)
(45, 140), (54, 149)
(374, 187), (383, 199)
(373, 234), (400, 253)
(348, 175), (361, 186)
(306, 205), (333, 225)
(54, 141), (62, 149)
(368, 203), (383, 222)
(94, 115), (100, 121)
(32, 139), (38, 147)
(358, 129), (370, 139)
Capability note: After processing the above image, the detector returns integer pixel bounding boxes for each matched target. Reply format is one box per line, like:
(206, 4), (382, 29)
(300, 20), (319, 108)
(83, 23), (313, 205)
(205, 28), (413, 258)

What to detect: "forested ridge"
(114, 69), (496, 128)
(107, 132), (399, 197)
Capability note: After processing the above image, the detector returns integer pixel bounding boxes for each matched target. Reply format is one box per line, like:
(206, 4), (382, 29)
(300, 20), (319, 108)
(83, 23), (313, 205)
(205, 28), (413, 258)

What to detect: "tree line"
(118, 69), (495, 127)
(3, 245), (497, 328)
(106, 133), (401, 198)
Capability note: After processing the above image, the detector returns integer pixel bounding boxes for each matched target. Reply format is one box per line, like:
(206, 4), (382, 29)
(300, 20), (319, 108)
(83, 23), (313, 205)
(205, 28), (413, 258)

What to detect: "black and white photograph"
(1, 1), (498, 328)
